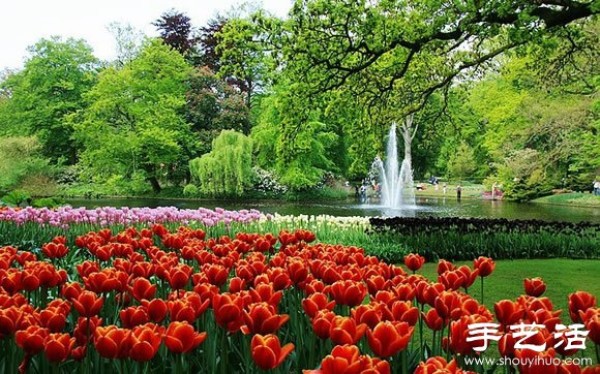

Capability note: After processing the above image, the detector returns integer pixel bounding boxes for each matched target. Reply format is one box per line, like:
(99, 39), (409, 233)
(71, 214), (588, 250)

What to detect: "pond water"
(65, 196), (600, 224)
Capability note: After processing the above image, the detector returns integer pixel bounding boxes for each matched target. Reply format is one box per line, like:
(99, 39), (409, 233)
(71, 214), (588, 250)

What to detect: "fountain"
(371, 123), (416, 208)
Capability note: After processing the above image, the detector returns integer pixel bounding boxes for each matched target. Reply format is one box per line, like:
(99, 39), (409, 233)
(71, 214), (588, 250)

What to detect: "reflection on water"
(65, 196), (600, 224)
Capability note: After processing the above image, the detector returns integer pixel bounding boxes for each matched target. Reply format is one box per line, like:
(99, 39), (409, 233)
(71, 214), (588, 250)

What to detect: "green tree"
(189, 130), (254, 196)
(0, 37), (98, 162)
(73, 39), (194, 193)
(186, 67), (250, 154)
(448, 141), (477, 180)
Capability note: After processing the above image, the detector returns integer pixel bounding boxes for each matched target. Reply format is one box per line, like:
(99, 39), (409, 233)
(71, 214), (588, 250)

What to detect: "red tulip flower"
(568, 291), (597, 323)
(474, 257), (495, 277)
(129, 324), (163, 362)
(312, 310), (336, 340)
(250, 334), (294, 371)
(437, 259), (456, 275)
(44, 333), (75, 363)
(142, 298), (168, 323)
(242, 302), (289, 335)
(42, 242), (69, 259)
(130, 277), (157, 301)
(302, 292), (335, 319)
(165, 264), (193, 290)
(329, 316), (367, 345)
(61, 282), (83, 301)
(414, 357), (460, 374)
(316, 345), (391, 374)
(212, 293), (244, 332)
(367, 321), (414, 358)
(93, 325), (131, 359)
(330, 280), (367, 307)
(73, 291), (104, 317)
(165, 321), (207, 353)
(404, 253), (426, 272)
(524, 277), (546, 297)
(15, 325), (50, 355)
(120, 306), (149, 328)
(494, 300), (525, 326)
(423, 308), (444, 331)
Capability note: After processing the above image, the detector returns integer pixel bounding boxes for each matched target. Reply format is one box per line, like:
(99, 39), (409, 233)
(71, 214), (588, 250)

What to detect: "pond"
(64, 196), (600, 224)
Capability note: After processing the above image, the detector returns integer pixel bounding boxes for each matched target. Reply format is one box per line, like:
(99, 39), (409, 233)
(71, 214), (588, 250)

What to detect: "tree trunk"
(400, 114), (416, 164)
(148, 176), (162, 194)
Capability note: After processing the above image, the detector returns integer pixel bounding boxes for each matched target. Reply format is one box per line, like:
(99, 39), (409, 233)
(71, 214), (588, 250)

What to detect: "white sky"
(0, 0), (293, 70)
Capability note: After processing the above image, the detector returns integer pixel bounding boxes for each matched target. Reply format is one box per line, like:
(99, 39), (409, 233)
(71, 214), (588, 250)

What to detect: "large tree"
(0, 37), (98, 162)
(283, 0), (599, 114)
(153, 10), (197, 56)
(73, 39), (195, 193)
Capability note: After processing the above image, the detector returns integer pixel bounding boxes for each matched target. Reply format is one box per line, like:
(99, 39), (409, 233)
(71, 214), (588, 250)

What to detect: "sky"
(0, 0), (293, 70)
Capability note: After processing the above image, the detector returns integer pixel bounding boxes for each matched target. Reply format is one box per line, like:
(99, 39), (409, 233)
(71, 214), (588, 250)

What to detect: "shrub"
(183, 184), (199, 197)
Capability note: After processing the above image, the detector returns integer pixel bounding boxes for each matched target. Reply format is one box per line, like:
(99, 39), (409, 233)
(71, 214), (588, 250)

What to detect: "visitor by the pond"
(443, 183), (447, 194)
(360, 184), (367, 201)
(456, 185), (462, 200)
(594, 179), (600, 196)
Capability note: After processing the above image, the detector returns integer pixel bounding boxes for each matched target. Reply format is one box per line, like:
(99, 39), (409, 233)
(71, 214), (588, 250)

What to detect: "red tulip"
(165, 265), (193, 290)
(165, 321), (207, 353)
(390, 301), (419, 325)
(329, 316), (367, 345)
(120, 306), (149, 328)
(438, 270), (465, 291)
(73, 317), (102, 346)
(130, 277), (156, 301)
(39, 306), (68, 332)
(524, 278), (546, 297)
(330, 280), (367, 307)
(72, 291), (104, 317)
(568, 291), (597, 323)
(404, 254), (425, 272)
(212, 293), (244, 332)
(15, 325), (49, 355)
(437, 259), (456, 275)
(434, 291), (463, 321)
(423, 308), (444, 331)
(414, 357), (460, 374)
(494, 300), (525, 326)
(456, 265), (479, 290)
(61, 282), (83, 300)
(129, 324), (163, 362)
(367, 321), (413, 358)
(473, 257), (495, 277)
(44, 333), (75, 362)
(93, 325), (131, 359)
(312, 310), (336, 340)
(42, 242), (69, 259)
(250, 334), (294, 370)
(202, 264), (229, 286)
(317, 345), (391, 374)
(242, 302), (289, 335)
(142, 298), (168, 323)
(302, 292), (335, 319)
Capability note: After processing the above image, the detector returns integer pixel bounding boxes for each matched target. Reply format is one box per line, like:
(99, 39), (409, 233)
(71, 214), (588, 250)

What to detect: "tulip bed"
(0, 224), (599, 373)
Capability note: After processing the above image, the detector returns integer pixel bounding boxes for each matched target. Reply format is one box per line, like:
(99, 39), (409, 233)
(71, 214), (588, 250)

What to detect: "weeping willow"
(189, 130), (254, 197)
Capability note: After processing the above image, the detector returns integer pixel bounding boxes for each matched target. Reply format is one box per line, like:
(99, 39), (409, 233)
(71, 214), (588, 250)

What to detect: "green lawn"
(418, 258), (600, 315)
(533, 192), (600, 208)
(414, 183), (484, 199)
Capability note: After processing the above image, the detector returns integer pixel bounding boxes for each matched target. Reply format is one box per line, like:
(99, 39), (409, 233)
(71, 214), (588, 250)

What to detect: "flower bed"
(0, 225), (599, 373)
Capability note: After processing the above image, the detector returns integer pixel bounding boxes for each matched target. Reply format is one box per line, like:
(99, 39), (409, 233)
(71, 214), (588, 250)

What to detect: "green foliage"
(183, 184), (199, 197)
(447, 141), (477, 180)
(186, 67), (250, 154)
(73, 39), (194, 193)
(0, 136), (56, 196)
(0, 190), (31, 207)
(0, 37), (98, 162)
(189, 130), (254, 197)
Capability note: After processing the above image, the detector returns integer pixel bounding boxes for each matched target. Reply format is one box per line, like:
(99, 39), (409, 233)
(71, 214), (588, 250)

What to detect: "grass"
(533, 192), (600, 208)
(414, 183), (484, 199)
(419, 258), (600, 321)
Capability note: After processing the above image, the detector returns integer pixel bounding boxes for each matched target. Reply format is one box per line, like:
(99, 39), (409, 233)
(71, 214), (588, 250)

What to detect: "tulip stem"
(595, 344), (599, 365)
(480, 277), (484, 305)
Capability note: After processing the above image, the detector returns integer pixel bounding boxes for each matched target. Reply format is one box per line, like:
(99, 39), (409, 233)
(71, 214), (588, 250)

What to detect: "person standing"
(594, 179), (600, 196)
(443, 183), (447, 194)
(456, 185), (462, 200)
